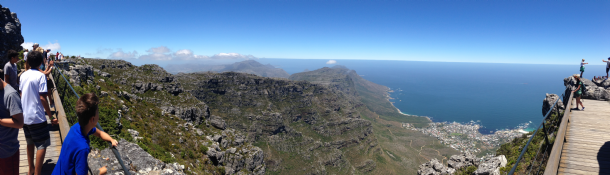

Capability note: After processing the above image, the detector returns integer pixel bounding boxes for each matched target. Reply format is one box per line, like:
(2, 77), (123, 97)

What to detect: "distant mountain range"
(164, 60), (290, 78)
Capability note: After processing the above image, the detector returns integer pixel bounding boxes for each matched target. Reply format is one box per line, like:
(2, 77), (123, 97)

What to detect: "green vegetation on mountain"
(495, 112), (562, 174)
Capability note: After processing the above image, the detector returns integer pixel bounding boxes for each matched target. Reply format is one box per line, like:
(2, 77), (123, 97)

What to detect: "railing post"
(542, 119), (550, 146)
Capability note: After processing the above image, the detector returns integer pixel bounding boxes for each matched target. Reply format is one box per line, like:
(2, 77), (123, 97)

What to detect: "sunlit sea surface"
(256, 59), (606, 134)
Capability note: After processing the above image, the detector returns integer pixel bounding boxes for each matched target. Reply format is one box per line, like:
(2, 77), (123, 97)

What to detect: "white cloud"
(21, 41), (61, 51)
(173, 49), (210, 60)
(210, 53), (257, 60)
(108, 49), (138, 59)
(21, 42), (34, 51)
(135, 46), (256, 61)
(42, 42), (61, 51)
(139, 46), (173, 60)
(147, 46), (171, 54)
(326, 60), (337, 64)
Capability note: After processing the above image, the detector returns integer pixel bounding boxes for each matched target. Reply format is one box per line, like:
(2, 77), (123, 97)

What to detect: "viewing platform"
(546, 98), (610, 174)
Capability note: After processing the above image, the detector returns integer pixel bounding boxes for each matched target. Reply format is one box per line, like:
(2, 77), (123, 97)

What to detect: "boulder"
(542, 93), (564, 116)
(447, 151), (476, 170)
(209, 115), (227, 130)
(87, 139), (185, 175)
(417, 158), (456, 175)
(0, 5), (24, 72)
(473, 155), (507, 175)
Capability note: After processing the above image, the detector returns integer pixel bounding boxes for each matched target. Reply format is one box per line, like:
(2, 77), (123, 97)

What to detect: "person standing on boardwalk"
(23, 49), (29, 70)
(0, 75), (25, 174)
(52, 93), (116, 175)
(4, 50), (20, 91)
(20, 51), (57, 175)
(580, 59), (588, 78)
(572, 74), (585, 111)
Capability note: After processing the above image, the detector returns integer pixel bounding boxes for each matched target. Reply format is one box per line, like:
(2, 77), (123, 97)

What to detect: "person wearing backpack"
(572, 74), (585, 111)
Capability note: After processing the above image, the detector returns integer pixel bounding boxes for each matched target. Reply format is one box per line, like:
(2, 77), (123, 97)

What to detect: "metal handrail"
(508, 88), (566, 175)
(53, 64), (132, 175)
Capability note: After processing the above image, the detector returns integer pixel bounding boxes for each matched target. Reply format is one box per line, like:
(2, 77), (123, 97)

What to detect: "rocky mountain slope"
(58, 58), (265, 175)
(175, 71), (381, 174)
(60, 58), (459, 174)
(165, 60), (290, 78)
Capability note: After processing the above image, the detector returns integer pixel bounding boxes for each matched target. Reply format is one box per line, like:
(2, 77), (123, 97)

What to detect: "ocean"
(257, 59), (607, 133)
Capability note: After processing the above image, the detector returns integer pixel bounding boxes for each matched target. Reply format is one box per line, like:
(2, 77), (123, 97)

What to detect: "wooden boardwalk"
(558, 99), (610, 174)
(17, 112), (62, 174)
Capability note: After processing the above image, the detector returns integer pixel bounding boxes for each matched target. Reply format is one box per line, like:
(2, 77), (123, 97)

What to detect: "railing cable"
(508, 88), (565, 175)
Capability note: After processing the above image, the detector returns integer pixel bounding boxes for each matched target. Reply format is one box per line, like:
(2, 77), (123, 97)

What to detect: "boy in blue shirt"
(52, 93), (117, 175)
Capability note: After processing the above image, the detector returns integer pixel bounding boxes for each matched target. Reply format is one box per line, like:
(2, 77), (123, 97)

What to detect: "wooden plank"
(545, 92), (573, 175)
(567, 123), (610, 130)
(559, 162), (607, 173)
(565, 137), (610, 144)
(560, 155), (610, 167)
(558, 166), (610, 175)
(561, 151), (610, 162)
(562, 146), (609, 155)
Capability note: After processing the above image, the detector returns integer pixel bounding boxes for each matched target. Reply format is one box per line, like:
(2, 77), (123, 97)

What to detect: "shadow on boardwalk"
(598, 141), (610, 174)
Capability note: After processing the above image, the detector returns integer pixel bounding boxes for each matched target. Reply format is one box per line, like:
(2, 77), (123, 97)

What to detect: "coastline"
(386, 89), (433, 122)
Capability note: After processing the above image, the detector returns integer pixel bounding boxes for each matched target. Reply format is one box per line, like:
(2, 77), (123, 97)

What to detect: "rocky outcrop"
(205, 129), (265, 175)
(132, 81), (163, 94)
(473, 155), (507, 175)
(564, 76), (610, 101)
(160, 104), (209, 125)
(418, 158), (456, 175)
(356, 159), (376, 172)
(63, 65), (94, 86)
(447, 152), (477, 170)
(542, 93), (564, 116)
(418, 153), (507, 175)
(208, 115), (226, 130)
(88, 139), (185, 175)
(0, 4), (23, 73)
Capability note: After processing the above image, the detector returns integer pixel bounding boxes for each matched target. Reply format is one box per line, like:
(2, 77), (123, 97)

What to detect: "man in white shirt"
(19, 51), (56, 175)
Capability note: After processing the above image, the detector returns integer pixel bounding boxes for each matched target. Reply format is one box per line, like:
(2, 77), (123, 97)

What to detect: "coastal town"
(403, 121), (530, 153)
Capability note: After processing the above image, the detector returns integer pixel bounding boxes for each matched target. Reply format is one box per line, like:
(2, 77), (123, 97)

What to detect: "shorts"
(606, 67), (609, 73)
(574, 92), (582, 98)
(0, 151), (19, 175)
(47, 78), (55, 92)
(23, 122), (51, 150)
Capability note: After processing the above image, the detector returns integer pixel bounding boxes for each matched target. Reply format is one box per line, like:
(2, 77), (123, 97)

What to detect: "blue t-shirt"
(52, 123), (97, 175)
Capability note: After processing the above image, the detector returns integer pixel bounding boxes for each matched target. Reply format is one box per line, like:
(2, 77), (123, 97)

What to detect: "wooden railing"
(543, 92), (574, 174)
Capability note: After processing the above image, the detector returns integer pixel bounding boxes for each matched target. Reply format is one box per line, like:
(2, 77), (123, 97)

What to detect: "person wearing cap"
(572, 74), (585, 111)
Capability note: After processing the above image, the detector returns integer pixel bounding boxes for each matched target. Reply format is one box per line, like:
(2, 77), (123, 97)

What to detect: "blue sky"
(3, 0), (609, 65)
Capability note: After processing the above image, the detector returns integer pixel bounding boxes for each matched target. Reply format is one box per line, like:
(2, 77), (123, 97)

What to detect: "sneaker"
(582, 107), (585, 111)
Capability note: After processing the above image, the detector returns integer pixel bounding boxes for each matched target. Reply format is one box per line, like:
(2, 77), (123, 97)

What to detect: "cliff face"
(0, 4), (24, 71)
